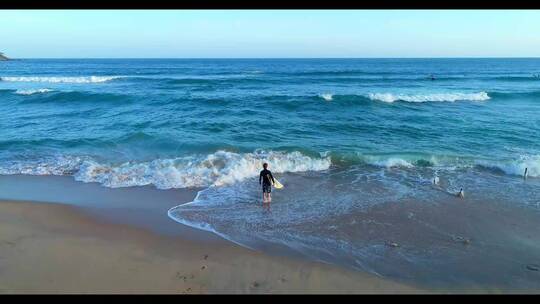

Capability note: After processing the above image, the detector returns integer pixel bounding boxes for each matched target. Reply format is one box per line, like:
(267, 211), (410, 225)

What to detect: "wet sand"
(0, 199), (421, 294)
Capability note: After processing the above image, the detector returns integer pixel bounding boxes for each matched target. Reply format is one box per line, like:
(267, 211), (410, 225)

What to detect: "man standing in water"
(259, 163), (275, 203)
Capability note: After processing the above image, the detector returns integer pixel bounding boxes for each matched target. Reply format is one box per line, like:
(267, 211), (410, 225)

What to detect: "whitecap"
(367, 92), (490, 103)
(319, 93), (334, 101)
(14, 88), (54, 95)
(0, 151), (331, 189)
(1, 76), (122, 83)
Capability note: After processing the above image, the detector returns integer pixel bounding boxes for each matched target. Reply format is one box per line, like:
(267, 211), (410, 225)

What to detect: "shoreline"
(0, 198), (423, 294)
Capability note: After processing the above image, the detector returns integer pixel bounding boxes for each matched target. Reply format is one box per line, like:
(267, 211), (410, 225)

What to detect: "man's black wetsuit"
(259, 169), (275, 193)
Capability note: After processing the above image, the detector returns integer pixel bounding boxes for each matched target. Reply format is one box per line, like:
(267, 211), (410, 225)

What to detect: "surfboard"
(273, 179), (284, 189)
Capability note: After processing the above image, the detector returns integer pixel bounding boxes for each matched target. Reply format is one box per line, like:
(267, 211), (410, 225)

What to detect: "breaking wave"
(15, 88), (55, 95)
(477, 155), (540, 178)
(0, 151), (332, 189)
(1, 76), (122, 83)
(367, 92), (490, 103)
(319, 93), (334, 101)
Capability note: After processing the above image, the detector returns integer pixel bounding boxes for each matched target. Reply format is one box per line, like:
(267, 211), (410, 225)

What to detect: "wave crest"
(75, 151), (331, 189)
(367, 92), (490, 103)
(476, 155), (539, 178)
(0, 151), (331, 189)
(15, 88), (55, 95)
(1, 76), (121, 83)
(319, 93), (334, 101)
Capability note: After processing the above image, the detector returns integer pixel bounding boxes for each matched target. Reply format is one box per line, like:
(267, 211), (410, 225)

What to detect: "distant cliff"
(0, 52), (9, 61)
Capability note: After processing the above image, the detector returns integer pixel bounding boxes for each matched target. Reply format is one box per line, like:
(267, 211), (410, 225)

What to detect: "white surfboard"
(273, 179), (284, 189)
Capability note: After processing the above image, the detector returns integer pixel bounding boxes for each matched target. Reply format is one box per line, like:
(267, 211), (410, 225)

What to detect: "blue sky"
(1, 10), (539, 58)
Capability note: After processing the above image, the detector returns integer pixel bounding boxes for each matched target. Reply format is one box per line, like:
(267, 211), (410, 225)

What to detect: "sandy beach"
(1, 174), (539, 293)
(0, 198), (422, 294)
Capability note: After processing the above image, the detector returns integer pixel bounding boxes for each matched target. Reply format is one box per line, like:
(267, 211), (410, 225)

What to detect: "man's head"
(263, 163), (268, 169)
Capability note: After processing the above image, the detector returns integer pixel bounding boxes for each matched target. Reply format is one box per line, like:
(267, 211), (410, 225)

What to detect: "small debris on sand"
(526, 264), (539, 271)
(203, 254), (208, 260)
(386, 242), (399, 247)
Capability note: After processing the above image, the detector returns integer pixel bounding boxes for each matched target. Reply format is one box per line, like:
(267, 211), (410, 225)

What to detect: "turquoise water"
(1, 59), (540, 287)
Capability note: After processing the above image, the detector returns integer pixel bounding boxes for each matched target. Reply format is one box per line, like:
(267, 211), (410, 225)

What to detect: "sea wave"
(15, 88), (55, 95)
(0, 151), (536, 190)
(349, 153), (452, 169)
(0, 155), (83, 176)
(367, 92), (490, 103)
(367, 157), (415, 168)
(15, 90), (133, 105)
(476, 155), (539, 178)
(319, 93), (334, 101)
(0, 151), (331, 189)
(0, 76), (122, 83)
(357, 153), (539, 177)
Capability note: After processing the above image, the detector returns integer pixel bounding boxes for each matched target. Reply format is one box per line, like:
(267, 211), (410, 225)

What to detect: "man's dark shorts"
(262, 183), (272, 193)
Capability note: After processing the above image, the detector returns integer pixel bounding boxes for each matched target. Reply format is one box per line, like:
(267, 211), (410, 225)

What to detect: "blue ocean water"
(1, 59), (540, 287)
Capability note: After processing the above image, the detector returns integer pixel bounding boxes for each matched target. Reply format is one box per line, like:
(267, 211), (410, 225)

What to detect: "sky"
(1, 10), (539, 58)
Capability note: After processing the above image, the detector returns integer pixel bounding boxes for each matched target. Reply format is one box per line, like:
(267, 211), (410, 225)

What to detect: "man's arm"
(259, 171), (262, 185)
(269, 172), (275, 183)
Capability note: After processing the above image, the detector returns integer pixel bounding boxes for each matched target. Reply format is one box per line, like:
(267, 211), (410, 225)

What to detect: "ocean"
(1, 58), (540, 288)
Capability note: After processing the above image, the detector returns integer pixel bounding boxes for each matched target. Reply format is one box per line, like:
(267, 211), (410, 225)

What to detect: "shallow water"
(1, 58), (540, 288)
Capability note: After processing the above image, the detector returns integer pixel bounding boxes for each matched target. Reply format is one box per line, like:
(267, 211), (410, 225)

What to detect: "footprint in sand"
(204, 254), (208, 260)
(201, 265), (206, 270)
(175, 272), (188, 281)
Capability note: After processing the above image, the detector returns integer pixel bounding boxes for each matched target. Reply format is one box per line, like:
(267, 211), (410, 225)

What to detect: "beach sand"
(0, 199), (423, 294)
(1, 175), (539, 293)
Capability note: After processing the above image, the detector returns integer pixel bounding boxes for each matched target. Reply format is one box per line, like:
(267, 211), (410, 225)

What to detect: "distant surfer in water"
(429, 74), (436, 81)
(259, 163), (275, 204)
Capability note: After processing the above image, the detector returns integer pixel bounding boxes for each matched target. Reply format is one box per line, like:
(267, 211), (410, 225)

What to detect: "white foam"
(367, 92), (490, 103)
(369, 157), (414, 168)
(1, 76), (121, 83)
(0, 155), (83, 176)
(0, 151), (331, 189)
(320, 93), (333, 101)
(14, 88), (54, 95)
(78, 151), (330, 189)
(478, 155), (540, 178)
